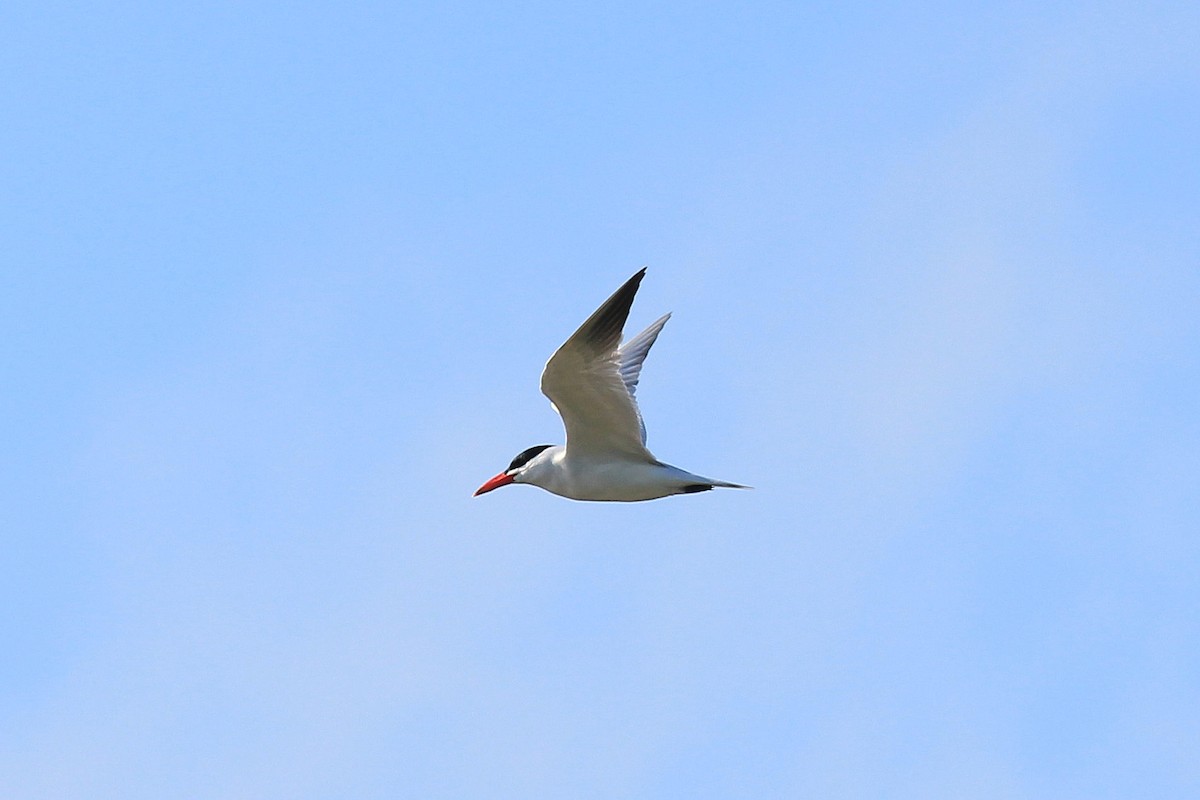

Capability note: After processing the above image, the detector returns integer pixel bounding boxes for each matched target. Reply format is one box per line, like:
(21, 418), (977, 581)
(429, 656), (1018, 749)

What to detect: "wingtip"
(624, 267), (647, 292)
(578, 268), (649, 351)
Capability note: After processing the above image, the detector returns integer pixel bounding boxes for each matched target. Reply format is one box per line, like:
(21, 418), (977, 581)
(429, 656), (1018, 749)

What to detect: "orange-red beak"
(473, 472), (514, 496)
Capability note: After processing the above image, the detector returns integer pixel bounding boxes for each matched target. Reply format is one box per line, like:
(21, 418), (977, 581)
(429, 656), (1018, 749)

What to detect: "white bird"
(474, 268), (748, 502)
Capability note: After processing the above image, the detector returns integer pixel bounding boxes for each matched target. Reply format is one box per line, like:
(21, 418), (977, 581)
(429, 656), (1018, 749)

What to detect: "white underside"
(516, 446), (743, 502)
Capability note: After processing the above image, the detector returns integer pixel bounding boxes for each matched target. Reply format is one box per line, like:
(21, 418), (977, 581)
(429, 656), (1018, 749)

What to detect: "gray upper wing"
(540, 269), (659, 460)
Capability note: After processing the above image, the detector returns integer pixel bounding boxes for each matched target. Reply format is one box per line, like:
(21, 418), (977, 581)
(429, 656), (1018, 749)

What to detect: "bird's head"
(473, 444), (555, 496)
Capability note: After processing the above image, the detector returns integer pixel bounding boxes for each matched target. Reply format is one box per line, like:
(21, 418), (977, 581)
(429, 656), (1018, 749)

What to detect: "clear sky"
(3, 2), (1198, 797)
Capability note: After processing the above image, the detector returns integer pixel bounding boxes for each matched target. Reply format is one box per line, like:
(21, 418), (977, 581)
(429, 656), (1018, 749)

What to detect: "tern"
(474, 268), (748, 502)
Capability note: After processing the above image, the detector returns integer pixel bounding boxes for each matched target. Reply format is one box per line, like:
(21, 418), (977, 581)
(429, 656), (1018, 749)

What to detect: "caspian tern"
(474, 268), (748, 502)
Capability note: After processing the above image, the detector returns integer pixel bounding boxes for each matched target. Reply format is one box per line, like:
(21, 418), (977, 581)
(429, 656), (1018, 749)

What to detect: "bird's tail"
(680, 478), (751, 493)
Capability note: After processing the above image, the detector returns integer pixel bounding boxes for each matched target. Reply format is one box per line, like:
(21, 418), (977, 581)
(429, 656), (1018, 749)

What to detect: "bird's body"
(474, 268), (747, 502)
(509, 445), (741, 502)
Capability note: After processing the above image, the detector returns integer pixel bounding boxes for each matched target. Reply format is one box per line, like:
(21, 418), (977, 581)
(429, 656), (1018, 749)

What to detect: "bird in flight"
(474, 268), (748, 502)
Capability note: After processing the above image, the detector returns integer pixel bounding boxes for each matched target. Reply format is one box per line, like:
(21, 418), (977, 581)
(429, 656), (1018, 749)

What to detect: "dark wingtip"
(580, 268), (647, 351)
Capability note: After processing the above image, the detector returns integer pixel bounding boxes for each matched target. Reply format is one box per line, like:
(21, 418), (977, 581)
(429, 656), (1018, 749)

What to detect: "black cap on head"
(508, 444), (553, 472)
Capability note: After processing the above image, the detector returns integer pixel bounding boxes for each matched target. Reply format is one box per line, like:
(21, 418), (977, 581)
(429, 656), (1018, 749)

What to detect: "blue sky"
(3, 2), (1199, 797)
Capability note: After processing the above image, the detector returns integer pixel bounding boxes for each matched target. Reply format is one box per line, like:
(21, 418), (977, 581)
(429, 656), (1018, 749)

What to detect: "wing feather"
(618, 313), (670, 400)
(540, 270), (662, 460)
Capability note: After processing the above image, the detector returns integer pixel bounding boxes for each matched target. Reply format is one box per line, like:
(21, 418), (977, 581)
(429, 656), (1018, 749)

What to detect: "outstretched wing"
(617, 313), (670, 442)
(540, 269), (667, 460)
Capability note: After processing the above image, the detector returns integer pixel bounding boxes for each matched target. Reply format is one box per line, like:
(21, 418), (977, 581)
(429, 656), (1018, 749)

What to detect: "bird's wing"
(618, 313), (670, 400)
(618, 313), (670, 442)
(540, 269), (662, 460)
